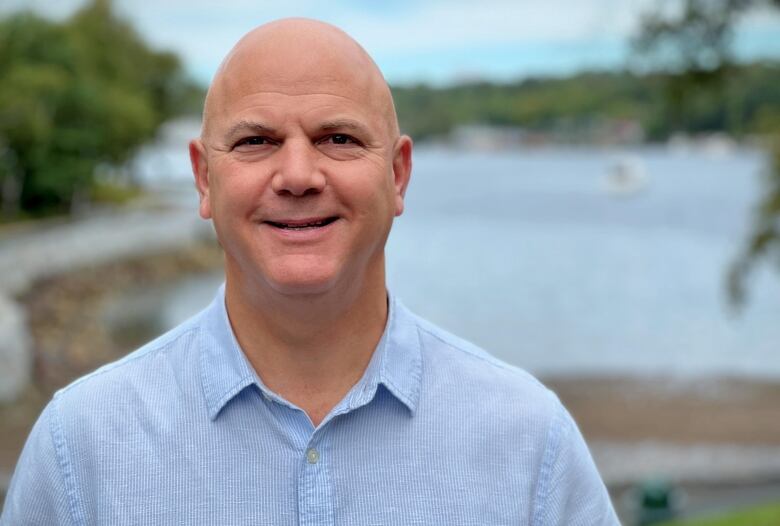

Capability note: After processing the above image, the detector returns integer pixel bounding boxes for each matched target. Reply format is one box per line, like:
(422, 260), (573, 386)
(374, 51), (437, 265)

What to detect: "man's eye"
(326, 134), (357, 145)
(234, 136), (273, 148)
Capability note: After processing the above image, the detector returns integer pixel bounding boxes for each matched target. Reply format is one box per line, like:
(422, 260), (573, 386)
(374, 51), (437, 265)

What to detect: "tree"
(0, 0), (198, 218)
(633, 0), (780, 307)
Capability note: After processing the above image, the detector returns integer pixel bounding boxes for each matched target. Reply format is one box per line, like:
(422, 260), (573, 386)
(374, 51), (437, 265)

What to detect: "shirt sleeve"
(1, 398), (77, 525)
(532, 398), (621, 526)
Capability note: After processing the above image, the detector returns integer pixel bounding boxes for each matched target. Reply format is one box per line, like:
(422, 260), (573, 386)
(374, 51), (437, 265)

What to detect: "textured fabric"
(2, 286), (618, 525)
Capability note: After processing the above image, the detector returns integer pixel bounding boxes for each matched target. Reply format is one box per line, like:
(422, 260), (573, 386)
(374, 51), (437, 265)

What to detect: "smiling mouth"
(265, 217), (339, 230)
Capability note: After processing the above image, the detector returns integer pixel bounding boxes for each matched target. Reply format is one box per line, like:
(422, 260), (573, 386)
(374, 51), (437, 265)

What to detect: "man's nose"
(270, 140), (326, 197)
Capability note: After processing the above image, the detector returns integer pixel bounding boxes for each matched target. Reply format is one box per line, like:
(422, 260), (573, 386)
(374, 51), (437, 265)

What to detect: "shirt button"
(306, 448), (320, 464)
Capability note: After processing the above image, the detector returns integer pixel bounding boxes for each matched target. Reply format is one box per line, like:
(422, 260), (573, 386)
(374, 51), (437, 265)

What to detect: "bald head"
(202, 18), (399, 141)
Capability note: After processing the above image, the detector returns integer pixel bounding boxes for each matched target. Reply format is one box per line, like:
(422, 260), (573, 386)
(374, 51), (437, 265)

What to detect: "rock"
(0, 202), (214, 399)
(0, 294), (31, 403)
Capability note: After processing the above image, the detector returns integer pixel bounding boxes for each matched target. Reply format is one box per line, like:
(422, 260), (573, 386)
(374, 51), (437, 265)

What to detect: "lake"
(140, 143), (780, 379)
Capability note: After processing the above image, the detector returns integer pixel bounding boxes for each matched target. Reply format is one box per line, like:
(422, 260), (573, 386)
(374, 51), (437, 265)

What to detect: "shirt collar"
(373, 294), (423, 413)
(199, 284), (258, 420)
(199, 285), (422, 420)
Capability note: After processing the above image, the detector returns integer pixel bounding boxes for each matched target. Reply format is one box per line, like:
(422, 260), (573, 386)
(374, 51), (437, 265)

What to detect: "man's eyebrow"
(221, 119), (373, 141)
(318, 119), (371, 136)
(224, 120), (277, 139)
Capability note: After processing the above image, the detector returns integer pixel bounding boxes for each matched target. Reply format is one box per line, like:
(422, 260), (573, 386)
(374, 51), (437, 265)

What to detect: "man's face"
(190, 46), (411, 298)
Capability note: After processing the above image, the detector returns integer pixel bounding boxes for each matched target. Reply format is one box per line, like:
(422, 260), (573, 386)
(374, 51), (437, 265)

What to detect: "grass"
(89, 180), (144, 204)
(660, 502), (780, 526)
(0, 181), (143, 228)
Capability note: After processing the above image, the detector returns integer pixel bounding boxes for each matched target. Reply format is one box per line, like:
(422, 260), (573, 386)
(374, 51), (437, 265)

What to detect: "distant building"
(450, 124), (529, 150)
(449, 118), (645, 149)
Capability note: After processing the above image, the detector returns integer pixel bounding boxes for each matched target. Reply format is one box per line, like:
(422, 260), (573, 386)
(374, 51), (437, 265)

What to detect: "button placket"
(298, 432), (334, 526)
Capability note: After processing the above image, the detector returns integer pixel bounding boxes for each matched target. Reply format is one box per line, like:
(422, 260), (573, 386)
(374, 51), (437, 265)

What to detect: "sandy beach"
(548, 376), (780, 446)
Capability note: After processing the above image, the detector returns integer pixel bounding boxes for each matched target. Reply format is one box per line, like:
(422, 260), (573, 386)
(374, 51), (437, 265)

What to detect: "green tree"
(0, 0), (199, 218)
(633, 0), (780, 307)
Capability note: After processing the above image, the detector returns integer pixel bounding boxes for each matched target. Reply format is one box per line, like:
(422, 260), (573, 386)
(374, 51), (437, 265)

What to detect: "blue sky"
(5, 0), (780, 86)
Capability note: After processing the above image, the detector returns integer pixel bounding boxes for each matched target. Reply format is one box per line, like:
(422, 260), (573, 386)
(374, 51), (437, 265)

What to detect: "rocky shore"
(22, 242), (223, 392)
(0, 200), (220, 499)
(0, 203), (213, 402)
(0, 240), (224, 500)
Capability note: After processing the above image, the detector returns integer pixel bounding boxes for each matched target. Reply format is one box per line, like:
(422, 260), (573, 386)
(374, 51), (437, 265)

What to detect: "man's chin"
(264, 268), (342, 297)
(269, 280), (338, 298)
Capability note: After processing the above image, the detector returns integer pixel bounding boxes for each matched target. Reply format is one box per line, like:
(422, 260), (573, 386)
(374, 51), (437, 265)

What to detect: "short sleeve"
(1, 399), (76, 525)
(532, 399), (620, 526)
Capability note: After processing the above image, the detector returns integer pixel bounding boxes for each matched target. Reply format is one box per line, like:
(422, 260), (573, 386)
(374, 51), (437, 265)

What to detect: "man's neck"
(223, 268), (388, 427)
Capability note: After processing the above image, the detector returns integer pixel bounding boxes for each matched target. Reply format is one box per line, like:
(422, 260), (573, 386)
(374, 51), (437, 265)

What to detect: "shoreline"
(0, 241), (224, 478)
(546, 375), (780, 445)
(0, 201), (213, 402)
(1, 241), (779, 494)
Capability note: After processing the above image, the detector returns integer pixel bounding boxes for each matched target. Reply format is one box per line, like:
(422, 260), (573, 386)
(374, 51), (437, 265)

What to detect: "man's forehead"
(203, 18), (396, 138)
(217, 67), (376, 107)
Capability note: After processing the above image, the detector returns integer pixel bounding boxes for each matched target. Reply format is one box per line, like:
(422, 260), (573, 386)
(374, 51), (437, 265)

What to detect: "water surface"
(151, 146), (780, 378)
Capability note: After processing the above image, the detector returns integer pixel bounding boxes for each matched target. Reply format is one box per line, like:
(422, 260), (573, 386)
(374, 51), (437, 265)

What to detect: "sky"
(4, 0), (780, 86)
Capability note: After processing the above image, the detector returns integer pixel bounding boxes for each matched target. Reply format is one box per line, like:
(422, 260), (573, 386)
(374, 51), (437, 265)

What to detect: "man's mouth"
(264, 217), (339, 230)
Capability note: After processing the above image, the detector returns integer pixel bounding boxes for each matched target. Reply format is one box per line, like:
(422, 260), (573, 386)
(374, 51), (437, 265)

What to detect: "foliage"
(0, 0), (202, 218)
(89, 180), (144, 205)
(391, 63), (780, 142)
(631, 0), (780, 307)
(729, 137), (780, 306)
(659, 501), (780, 526)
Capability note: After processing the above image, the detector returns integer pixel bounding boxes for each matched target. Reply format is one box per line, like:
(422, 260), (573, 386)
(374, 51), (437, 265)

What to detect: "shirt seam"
(50, 395), (86, 526)
(416, 323), (537, 378)
(59, 324), (200, 396)
(530, 400), (569, 526)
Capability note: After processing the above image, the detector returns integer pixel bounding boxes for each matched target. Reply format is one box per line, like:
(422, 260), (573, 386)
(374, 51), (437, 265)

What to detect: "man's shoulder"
(53, 311), (206, 414)
(404, 306), (558, 411)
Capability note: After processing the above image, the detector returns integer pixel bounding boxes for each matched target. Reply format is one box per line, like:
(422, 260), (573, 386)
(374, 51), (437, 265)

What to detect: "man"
(2, 19), (618, 525)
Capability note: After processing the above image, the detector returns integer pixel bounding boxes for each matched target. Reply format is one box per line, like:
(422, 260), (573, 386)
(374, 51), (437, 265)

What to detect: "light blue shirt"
(2, 287), (618, 525)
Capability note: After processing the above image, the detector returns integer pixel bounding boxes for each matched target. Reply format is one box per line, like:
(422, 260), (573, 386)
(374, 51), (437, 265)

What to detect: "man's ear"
(392, 135), (413, 217)
(189, 139), (212, 219)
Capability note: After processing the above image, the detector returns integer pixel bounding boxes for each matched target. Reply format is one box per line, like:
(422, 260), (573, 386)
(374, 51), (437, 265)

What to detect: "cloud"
(111, 0), (660, 81)
(3, 0), (779, 84)
(338, 0), (651, 52)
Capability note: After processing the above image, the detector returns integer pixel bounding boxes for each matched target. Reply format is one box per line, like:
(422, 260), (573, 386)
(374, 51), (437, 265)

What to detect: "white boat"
(603, 156), (648, 196)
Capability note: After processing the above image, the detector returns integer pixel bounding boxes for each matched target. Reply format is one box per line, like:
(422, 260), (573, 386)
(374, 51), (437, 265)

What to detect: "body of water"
(147, 145), (780, 379)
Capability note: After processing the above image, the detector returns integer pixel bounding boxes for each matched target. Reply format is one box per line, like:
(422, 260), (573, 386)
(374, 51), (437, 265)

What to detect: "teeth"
(269, 218), (334, 229)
